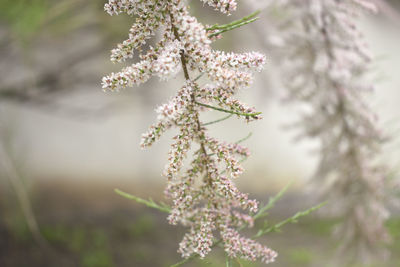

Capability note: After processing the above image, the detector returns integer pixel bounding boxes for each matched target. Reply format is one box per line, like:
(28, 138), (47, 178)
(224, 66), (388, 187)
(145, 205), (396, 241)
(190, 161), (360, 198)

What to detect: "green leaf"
(114, 189), (171, 213)
(254, 202), (327, 238)
(254, 181), (293, 220)
(195, 101), (262, 117)
(207, 10), (260, 31)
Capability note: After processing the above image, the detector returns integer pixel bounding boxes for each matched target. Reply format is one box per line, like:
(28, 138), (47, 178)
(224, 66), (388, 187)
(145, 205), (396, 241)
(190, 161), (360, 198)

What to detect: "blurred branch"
(0, 43), (127, 119)
(0, 45), (104, 103)
(0, 137), (47, 247)
(375, 0), (400, 25)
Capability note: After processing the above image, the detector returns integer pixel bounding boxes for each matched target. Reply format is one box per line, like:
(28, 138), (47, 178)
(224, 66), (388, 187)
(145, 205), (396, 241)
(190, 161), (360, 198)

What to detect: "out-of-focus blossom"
(272, 0), (390, 263)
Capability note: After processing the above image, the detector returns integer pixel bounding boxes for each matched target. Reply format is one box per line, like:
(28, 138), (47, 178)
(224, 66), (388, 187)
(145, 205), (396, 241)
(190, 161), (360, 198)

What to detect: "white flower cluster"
(102, 0), (276, 264)
(200, 0), (237, 14)
(276, 0), (390, 262)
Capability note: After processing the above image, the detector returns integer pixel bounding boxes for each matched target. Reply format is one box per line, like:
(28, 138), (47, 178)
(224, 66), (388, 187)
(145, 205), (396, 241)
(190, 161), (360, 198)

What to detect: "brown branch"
(169, 12), (212, 185)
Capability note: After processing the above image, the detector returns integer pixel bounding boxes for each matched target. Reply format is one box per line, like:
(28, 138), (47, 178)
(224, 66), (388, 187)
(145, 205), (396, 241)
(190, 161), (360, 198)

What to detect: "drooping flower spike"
(102, 0), (277, 264)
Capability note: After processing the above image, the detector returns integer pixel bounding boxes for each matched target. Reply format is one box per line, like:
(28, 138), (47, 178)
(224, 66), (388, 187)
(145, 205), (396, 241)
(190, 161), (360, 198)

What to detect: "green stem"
(207, 10), (260, 31)
(254, 202), (327, 238)
(209, 17), (259, 37)
(114, 189), (171, 213)
(195, 101), (262, 117)
(193, 73), (204, 82)
(202, 114), (233, 126)
(235, 132), (252, 144)
(253, 181), (293, 220)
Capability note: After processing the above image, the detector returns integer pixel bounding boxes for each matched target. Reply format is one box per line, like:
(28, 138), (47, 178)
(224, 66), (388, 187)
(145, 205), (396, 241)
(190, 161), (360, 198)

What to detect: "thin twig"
(202, 114), (233, 126)
(253, 181), (293, 220)
(193, 73), (204, 82)
(254, 202), (327, 238)
(235, 132), (253, 144)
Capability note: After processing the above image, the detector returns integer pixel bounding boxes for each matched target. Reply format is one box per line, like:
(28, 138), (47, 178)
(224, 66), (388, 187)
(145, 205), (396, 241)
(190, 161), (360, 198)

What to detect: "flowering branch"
(169, 182), (324, 267)
(116, 176), (325, 266)
(102, 0), (277, 264)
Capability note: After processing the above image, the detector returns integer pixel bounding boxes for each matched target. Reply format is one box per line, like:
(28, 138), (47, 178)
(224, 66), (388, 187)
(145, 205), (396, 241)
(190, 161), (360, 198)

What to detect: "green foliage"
(42, 225), (114, 267)
(6, 212), (31, 242)
(386, 217), (400, 238)
(387, 218), (400, 253)
(81, 249), (113, 267)
(129, 214), (155, 238)
(301, 218), (338, 235)
(42, 225), (85, 251)
(225, 255), (233, 267)
(287, 248), (314, 265)
(0, 0), (48, 39)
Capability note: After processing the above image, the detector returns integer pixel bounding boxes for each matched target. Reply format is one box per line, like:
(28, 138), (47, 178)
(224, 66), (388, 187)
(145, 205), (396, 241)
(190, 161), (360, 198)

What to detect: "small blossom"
(200, 0), (237, 14)
(220, 226), (278, 264)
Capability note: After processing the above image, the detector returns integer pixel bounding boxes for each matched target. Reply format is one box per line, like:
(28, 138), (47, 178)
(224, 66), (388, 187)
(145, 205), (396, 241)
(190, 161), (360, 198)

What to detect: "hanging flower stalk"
(277, 0), (390, 262)
(102, 0), (278, 264)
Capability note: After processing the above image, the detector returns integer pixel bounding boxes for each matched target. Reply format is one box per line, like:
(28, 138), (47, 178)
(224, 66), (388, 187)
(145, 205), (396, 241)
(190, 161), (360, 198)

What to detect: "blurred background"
(0, 0), (399, 266)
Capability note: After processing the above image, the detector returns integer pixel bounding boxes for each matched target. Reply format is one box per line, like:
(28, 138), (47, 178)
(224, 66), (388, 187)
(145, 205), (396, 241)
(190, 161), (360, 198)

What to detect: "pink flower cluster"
(102, 0), (276, 264)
